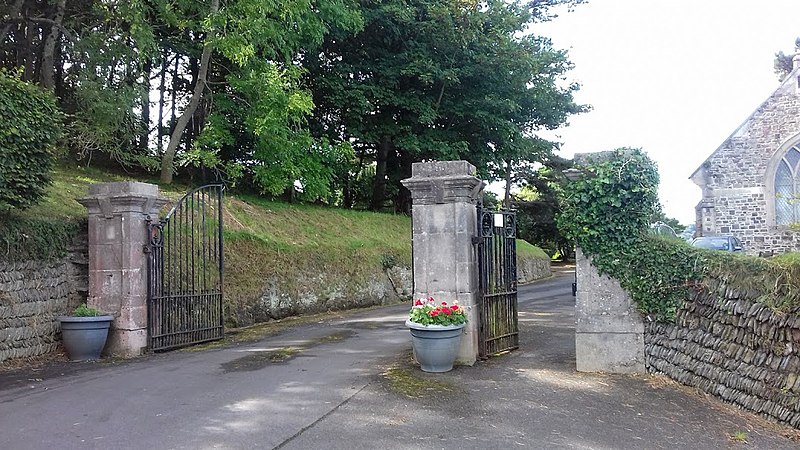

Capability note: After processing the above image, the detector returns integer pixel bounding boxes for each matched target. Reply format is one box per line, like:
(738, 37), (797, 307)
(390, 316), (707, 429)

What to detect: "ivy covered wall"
(559, 148), (800, 429)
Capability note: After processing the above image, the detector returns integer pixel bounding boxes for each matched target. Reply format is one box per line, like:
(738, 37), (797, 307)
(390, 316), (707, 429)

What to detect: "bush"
(0, 216), (82, 262)
(557, 148), (800, 320)
(0, 71), (63, 209)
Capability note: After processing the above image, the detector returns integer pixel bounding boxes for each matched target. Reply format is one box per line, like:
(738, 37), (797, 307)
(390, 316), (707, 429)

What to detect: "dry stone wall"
(646, 278), (800, 428)
(0, 243), (88, 363)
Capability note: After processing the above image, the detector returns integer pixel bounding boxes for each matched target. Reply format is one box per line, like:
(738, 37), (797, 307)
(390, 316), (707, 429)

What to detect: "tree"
(514, 155), (573, 258)
(775, 38), (800, 80)
(159, 0), (362, 194)
(305, 0), (586, 211)
(159, 0), (219, 185)
(650, 211), (686, 233)
(0, 0), (362, 196)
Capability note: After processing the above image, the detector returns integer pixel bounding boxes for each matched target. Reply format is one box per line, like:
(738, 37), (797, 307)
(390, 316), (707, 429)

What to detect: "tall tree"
(159, 0), (219, 184)
(515, 155), (573, 258)
(159, 0), (362, 187)
(304, 0), (586, 211)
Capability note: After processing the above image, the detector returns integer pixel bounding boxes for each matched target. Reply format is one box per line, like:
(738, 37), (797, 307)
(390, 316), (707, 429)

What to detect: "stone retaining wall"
(517, 255), (551, 284)
(226, 266), (414, 328)
(0, 248), (88, 362)
(645, 278), (800, 428)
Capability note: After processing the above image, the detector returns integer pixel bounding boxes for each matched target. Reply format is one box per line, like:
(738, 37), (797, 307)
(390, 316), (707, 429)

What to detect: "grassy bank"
(3, 165), (551, 326)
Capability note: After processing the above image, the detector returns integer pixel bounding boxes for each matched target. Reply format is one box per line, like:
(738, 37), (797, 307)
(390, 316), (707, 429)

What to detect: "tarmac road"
(1, 268), (798, 449)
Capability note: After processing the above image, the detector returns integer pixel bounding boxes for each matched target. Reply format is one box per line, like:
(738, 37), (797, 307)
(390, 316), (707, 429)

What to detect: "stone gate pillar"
(78, 182), (167, 357)
(575, 248), (644, 373)
(401, 161), (484, 365)
(570, 150), (646, 373)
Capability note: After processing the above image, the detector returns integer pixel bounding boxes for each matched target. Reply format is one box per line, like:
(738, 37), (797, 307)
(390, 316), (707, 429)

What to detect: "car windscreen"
(693, 238), (730, 250)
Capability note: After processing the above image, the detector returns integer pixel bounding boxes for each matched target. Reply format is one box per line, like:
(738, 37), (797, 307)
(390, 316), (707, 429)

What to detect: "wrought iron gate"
(476, 207), (519, 358)
(146, 184), (225, 351)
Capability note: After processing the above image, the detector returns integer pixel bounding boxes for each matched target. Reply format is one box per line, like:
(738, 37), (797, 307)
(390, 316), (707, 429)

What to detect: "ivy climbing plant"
(558, 148), (800, 321)
(557, 148), (701, 320)
(0, 70), (63, 210)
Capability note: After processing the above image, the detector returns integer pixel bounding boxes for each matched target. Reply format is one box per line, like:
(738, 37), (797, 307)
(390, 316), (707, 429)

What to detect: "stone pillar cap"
(402, 161), (484, 205)
(410, 160), (477, 178)
(86, 181), (161, 197)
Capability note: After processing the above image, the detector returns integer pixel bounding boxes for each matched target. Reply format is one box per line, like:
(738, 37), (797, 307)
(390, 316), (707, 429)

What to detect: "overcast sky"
(533, 0), (800, 224)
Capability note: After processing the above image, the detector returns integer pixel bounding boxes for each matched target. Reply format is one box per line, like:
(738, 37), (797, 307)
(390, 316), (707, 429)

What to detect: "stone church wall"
(694, 68), (800, 255)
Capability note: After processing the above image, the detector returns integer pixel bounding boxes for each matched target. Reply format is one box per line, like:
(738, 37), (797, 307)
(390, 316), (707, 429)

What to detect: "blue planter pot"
(405, 320), (465, 373)
(58, 315), (114, 361)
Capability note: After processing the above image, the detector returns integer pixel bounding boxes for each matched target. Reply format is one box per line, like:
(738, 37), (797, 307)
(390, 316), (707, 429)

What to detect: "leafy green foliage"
(71, 303), (101, 317)
(557, 148), (800, 320)
(515, 156), (574, 258)
(650, 211), (686, 233)
(774, 37), (800, 80)
(558, 149), (686, 320)
(0, 72), (63, 209)
(305, 0), (587, 210)
(1, 0), (586, 210)
(0, 216), (82, 262)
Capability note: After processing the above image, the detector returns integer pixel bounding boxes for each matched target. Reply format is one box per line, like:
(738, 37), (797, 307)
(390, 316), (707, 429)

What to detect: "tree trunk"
(370, 137), (393, 210)
(157, 53), (167, 154)
(39, 0), (65, 90)
(0, 0), (25, 44)
(343, 154), (364, 209)
(22, 13), (36, 81)
(396, 150), (413, 214)
(169, 54), (179, 141)
(504, 159), (512, 208)
(159, 0), (219, 185)
(139, 60), (152, 152)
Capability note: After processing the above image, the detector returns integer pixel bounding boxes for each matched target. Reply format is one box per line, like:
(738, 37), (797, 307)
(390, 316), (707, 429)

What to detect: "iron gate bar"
(476, 207), (519, 359)
(146, 184), (225, 351)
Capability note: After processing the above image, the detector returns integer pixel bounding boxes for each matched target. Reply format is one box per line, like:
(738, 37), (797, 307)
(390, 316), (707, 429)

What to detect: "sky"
(532, 0), (800, 224)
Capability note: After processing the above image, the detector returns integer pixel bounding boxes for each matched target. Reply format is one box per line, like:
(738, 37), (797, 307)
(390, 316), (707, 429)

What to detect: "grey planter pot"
(58, 315), (114, 361)
(405, 320), (465, 373)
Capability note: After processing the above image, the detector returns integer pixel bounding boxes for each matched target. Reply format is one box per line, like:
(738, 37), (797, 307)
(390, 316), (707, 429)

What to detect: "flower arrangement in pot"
(58, 303), (114, 361)
(405, 297), (467, 373)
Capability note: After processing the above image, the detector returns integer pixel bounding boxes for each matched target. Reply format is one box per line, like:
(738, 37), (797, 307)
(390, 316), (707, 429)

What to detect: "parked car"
(690, 236), (743, 252)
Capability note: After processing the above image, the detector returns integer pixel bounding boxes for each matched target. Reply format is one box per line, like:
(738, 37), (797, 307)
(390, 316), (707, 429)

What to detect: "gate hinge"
(472, 236), (482, 245)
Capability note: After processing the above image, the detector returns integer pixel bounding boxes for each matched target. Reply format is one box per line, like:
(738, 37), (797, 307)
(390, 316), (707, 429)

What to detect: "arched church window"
(776, 144), (800, 225)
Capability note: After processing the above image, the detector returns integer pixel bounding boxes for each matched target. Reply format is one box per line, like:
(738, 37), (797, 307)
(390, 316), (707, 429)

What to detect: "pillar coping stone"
(87, 181), (161, 196)
(402, 161), (484, 205)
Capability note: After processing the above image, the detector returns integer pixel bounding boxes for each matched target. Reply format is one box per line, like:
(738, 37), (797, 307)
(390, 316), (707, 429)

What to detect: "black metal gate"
(146, 184), (224, 351)
(476, 207), (519, 358)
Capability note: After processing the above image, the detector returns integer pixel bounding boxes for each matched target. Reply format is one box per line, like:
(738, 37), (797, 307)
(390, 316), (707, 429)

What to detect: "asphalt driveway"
(1, 267), (797, 449)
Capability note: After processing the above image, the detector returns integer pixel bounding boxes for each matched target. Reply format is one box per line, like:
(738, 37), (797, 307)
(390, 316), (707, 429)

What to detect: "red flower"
(414, 299), (423, 306)
(427, 297), (434, 302)
(429, 310), (439, 316)
(444, 308), (452, 315)
(441, 302), (447, 306)
(451, 305), (459, 311)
